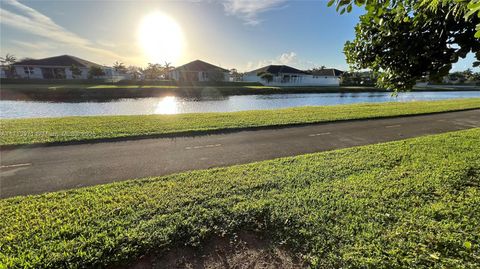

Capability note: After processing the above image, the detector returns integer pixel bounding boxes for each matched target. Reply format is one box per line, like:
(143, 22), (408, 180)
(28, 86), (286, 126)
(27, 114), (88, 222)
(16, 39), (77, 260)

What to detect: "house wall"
(66, 68), (89, 79)
(301, 75), (340, 86)
(243, 73), (340, 86)
(169, 70), (228, 82)
(13, 66), (109, 79)
(14, 66), (43, 79)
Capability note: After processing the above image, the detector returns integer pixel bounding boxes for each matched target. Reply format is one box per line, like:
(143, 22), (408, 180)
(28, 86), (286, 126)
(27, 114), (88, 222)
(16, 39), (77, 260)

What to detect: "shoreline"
(1, 99), (479, 148)
(1, 85), (479, 102)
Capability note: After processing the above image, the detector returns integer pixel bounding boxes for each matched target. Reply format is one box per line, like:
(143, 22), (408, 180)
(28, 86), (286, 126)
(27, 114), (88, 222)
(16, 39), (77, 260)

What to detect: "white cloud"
(278, 52), (297, 64)
(222, 0), (287, 25)
(245, 51), (318, 71)
(10, 40), (57, 50)
(246, 52), (298, 69)
(0, 0), (134, 64)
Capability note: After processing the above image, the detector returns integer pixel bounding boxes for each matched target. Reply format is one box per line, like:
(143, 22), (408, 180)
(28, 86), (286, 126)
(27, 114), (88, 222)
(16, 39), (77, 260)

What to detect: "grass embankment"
(1, 98), (480, 146)
(1, 129), (479, 268)
(0, 84), (386, 101)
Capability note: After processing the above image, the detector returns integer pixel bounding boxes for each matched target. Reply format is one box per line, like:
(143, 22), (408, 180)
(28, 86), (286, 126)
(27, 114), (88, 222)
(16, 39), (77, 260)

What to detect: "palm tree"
(1, 53), (17, 78)
(113, 61), (126, 73)
(163, 62), (174, 79)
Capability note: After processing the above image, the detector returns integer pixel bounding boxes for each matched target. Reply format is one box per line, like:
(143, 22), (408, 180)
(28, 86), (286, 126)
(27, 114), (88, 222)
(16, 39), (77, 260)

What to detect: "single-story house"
(305, 68), (344, 86)
(12, 55), (113, 79)
(169, 60), (229, 82)
(243, 65), (344, 86)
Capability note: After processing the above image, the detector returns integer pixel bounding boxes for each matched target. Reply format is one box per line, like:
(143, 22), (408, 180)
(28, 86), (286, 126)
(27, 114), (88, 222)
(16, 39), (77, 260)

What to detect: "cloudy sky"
(0, 0), (477, 71)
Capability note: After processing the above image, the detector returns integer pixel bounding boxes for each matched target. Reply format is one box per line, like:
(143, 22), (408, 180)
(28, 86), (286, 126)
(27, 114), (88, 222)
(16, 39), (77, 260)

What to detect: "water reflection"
(154, 96), (178, 114)
(1, 91), (479, 118)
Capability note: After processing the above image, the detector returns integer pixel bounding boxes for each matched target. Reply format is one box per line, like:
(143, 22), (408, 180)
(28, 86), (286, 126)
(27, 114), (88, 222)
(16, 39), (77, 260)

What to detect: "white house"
(304, 68), (344, 86)
(243, 65), (344, 86)
(12, 55), (113, 79)
(169, 60), (229, 82)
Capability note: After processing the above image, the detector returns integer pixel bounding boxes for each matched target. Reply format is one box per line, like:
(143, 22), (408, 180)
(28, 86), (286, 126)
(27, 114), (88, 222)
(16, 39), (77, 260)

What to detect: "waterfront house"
(305, 68), (344, 86)
(12, 55), (113, 79)
(169, 60), (229, 82)
(243, 65), (343, 86)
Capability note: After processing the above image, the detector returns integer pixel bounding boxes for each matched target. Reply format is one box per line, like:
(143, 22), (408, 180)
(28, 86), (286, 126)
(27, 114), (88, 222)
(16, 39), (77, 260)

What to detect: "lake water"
(1, 91), (479, 119)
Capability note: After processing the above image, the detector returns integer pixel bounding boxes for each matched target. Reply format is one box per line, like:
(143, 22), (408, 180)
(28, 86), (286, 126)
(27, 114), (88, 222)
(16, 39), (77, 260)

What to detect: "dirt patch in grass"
(125, 232), (306, 269)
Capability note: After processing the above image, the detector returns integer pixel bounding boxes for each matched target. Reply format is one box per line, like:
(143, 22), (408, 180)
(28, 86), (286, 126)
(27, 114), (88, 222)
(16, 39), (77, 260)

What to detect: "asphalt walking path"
(1, 109), (479, 198)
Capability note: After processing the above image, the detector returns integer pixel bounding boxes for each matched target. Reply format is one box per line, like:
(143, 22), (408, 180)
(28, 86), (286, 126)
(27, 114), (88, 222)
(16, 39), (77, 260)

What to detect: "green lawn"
(1, 98), (479, 146)
(86, 85), (180, 89)
(1, 129), (479, 268)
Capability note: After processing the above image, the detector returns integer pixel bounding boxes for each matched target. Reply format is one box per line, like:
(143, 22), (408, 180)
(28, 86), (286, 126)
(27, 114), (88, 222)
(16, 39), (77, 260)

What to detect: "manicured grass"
(86, 85), (180, 89)
(1, 129), (479, 268)
(244, 85), (281, 89)
(1, 98), (479, 146)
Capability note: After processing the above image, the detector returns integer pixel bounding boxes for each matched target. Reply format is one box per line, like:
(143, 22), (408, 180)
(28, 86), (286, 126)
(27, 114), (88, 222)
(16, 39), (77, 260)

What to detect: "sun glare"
(138, 12), (184, 64)
(154, 96), (178, 114)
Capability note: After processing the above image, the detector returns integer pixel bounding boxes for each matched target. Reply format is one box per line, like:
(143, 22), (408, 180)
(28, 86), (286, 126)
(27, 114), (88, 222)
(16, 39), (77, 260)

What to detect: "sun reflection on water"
(154, 96), (178, 114)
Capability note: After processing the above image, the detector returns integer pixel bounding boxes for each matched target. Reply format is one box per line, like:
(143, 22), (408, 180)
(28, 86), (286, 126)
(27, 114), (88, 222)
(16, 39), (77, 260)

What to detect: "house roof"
(306, 68), (344, 77)
(173, 60), (229, 72)
(13, 55), (102, 68)
(247, 65), (307, 75)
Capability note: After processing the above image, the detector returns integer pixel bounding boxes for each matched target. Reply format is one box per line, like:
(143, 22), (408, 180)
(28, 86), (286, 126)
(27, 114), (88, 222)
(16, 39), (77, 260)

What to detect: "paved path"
(1, 109), (479, 198)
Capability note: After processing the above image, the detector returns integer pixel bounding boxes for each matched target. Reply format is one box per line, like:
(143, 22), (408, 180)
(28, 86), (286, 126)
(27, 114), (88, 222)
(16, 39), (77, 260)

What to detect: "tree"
(127, 66), (143, 80)
(448, 71), (467, 83)
(113, 61), (127, 73)
(143, 63), (163, 79)
(162, 62), (174, 79)
(470, 72), (480, 81)
(328, 0), (480, 91)
(70, 64), (82, 79)
(257, 71), (274, 83)
(88, 66), (105, 79)
(230, 68), (243, 81)
(462, 68), (474, 80)
(0, 53), (17, 78)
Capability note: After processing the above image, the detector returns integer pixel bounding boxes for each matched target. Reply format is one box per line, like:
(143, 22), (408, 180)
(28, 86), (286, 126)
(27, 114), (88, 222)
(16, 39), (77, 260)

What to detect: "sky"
(0, 0), (477, 72)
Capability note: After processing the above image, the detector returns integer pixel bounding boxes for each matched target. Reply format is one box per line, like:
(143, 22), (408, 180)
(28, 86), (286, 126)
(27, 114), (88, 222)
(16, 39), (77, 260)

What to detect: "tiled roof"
(248, 65), (307, 75)
(307, 68), (344, 76)
(173, 60), (229, 72)
(14, 55), (102, 68)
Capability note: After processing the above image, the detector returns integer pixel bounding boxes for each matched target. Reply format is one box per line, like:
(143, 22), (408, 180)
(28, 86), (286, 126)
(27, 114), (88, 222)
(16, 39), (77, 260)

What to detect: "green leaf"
(347, 4), (353, 13)
(464, 241), (472, 249)
(327, 0), (336, 7)
(354, 0), (365, 7)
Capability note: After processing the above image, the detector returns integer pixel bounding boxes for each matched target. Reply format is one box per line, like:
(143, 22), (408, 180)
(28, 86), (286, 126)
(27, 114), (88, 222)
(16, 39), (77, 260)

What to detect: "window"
(24, 67), (34, 75)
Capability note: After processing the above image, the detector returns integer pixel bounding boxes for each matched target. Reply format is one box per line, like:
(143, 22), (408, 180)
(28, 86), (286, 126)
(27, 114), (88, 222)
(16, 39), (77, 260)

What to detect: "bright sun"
(138, 12), (184, 64)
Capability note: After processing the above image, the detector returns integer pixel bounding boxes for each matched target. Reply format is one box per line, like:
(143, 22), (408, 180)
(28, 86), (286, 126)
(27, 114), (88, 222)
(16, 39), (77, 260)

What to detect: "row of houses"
(2, 55), (344, 86)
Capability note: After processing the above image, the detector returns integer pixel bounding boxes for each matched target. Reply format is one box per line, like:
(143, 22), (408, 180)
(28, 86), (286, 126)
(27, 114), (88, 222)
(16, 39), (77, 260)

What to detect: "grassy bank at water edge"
(1, 98), (480, 146)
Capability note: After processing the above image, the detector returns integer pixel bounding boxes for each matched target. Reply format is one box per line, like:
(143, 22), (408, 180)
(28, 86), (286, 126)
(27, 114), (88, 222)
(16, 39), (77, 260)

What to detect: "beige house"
(169, 60), (229, 82)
